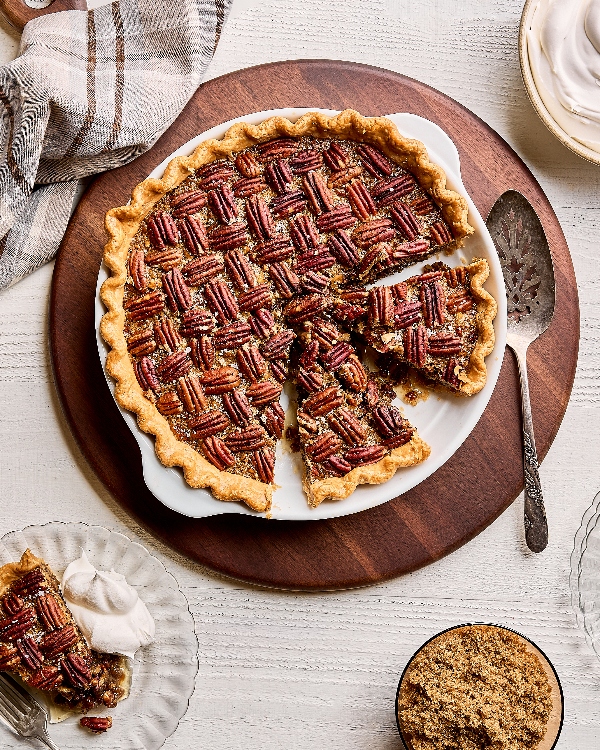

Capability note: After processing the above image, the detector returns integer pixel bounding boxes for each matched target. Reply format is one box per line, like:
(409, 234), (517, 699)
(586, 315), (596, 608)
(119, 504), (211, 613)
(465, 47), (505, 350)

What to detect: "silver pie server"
(486, 190), (555, 553)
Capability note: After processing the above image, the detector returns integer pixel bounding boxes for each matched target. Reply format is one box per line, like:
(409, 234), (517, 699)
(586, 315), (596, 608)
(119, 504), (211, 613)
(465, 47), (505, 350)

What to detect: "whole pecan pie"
(101, 110), (495, 512)
(0, 551), (129, 720)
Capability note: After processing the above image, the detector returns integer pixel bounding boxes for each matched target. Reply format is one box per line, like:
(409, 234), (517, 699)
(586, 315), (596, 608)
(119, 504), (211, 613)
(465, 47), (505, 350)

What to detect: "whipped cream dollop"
(61, 552), (155, 659)
(528, 0), (600, 153)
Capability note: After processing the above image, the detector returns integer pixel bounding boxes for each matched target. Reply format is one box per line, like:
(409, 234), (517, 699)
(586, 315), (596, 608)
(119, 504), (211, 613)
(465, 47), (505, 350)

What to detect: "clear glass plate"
(0, 523), (197, 749)
(570, 491), (600, 650)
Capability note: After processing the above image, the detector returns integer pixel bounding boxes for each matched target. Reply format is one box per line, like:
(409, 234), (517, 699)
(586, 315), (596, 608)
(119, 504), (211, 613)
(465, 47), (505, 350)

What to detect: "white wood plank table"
(1, 1), (599, 747)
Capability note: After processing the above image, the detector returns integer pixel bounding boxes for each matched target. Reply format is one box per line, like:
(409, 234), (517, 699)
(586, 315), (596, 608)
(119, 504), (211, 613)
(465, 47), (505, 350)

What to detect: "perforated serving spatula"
(486, 190), (555, 553)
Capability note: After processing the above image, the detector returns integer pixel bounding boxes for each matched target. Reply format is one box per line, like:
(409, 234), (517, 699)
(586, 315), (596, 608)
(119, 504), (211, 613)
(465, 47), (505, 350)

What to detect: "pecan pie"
(101, 110), (494, 512)
(0, 551), (129, 720)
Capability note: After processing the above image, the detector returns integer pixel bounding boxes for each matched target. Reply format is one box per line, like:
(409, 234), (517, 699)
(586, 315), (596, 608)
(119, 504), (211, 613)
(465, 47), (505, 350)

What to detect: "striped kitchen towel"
(0, 0), (232, 290)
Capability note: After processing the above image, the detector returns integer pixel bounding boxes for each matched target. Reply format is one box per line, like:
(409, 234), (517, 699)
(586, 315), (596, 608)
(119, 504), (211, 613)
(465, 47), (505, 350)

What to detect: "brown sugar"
(398, 625), (553, 750)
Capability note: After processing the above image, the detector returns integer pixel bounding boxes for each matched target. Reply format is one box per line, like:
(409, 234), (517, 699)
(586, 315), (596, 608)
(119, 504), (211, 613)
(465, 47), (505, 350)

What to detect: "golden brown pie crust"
(101, 110), (475, 512)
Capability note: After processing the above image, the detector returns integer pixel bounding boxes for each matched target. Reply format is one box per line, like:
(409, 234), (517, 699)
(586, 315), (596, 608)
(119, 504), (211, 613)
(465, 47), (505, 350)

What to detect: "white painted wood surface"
(1, 0), (600, 747)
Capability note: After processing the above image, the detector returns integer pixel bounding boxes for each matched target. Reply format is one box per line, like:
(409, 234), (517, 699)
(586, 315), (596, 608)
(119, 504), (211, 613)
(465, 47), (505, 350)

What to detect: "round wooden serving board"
(50, 60), (579, 590)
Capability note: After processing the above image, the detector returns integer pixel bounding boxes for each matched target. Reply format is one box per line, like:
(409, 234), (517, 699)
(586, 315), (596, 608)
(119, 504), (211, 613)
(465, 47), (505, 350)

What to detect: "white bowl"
(96, 108), (507, 521)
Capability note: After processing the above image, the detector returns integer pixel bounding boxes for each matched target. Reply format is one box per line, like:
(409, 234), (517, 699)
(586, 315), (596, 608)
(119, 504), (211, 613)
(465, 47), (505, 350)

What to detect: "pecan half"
(321, 342), (354, 370)
(245, 195), (275, 241)
(257, 138), (299, 161)
(183, 254), (224, 287)
(444, 266), (468, 288)
(290, 149), (323, 173)
(200, 367), (241, 394)
(127, 328), (156, 357)
(156, 391), (183, 416)
(327, 165), (363, 191)
(260, 329), (296, 360)
(355, 143), (393, 177)
(384, 429), (415, 449)
(306, 432), (343, 462)
(177, 375), (208, 412)
(420, 281), (446, 327)
(40, 625), (78, 658)
(232, 175), (267, 198)
(17, 638), (42, 670)
(328, 408), (366, 444)
(239, 283), (272, 312)
(222, 390), (252, 426)
(358, 243), (389, 278)
(338, 355), (368, 392)
(265, 158), (293, 193)
(61, 653), (92, 689)
(253, 449), (275, 483)
(246, 381), (283, 407)
(252, 236), (294, 265)
(213, 321), (252, 350)
(80, 717), (112, 734)
(11, 569), (46, 596)
(134, 357), (159, 391)
(328, 230), (360, 267)
(304, 387), (343, 417)
(145, 247), (182, 270)
(443, 358), (461, 389)
(204, 279), (239, 324)
(394, 300), (422, 329)
(283, 295), (330, 324)
(197, 161), (235, 190)
(345, 445), (387, 466)
(202, 436), (235, 470)
(353, 218), (395, 247)
(0, 644), (20, 669)
(371, 174), (415, 206)
(162, 268), (192, 312)
(323, 142), (350, 171)
(147, 211), (178, 249)
(209, 223), (248, 252)
(264, 403), (285, 438)
(171, 189), (207, 218)
(124, 291), (164, 321)
(270, 190), (308, 219)
(236, 346), (267, 382)
(428, 333), (462, 357)
(365, 380), (379, 410)
(446, 289), (473, 313)
(250, 308), (275, 338)
(207, 185), (236, 225)
(303, 171), (335, 214)
(2, 593), (23, 617)
(270, 360), (287, 383)
(331, 302), (366, 323)
(369, 287), (394, 326)
(301, 271), (329, 295)
(235, 151), (261, 177)
(403, 326), (428, 368)
(37, 594), (65, 630)
(190, 410), (231, 438)
(347, 180), (376, 219)
(190, 336), (215, 370)
(179, 309), (215, 338)
(290, 214), (320, 251)
(153, 318), (181, 352)
(225, 249), (257, 290)
(299, 340), (319, 368)
(430, 221), (453, 246)
(294, 248), (336, 275)
(323, 455), (353, 477)
(28, 666), (63, 691)
(410, 196), (435, 215)
(387, 238), (431, 263)
(372, 405), (406, 438)
(157, 351), (191, 382)
(129, 250), (147, 291)
(310, 319), (342, 351)
(316, 205), (356, 233)
(297, 368), (323, 393)
(179, 215), (209, 255)
(297, 410), (318, 434)
(390, 202), (420, 239)
(225, 426), (268, 452)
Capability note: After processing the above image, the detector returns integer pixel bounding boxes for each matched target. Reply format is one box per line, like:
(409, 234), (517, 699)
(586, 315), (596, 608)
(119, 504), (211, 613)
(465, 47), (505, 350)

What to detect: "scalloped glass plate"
(0, 523), (197, 749)
(570, 491), (600, 650)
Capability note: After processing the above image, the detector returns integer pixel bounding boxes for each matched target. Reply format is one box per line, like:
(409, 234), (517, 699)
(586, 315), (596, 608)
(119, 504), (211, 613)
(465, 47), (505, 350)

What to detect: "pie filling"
(101, 111), (494, 510)
(0, 551), (129, 717)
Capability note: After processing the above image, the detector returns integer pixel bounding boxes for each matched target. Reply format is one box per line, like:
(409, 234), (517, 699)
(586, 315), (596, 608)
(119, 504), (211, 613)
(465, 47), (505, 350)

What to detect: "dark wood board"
(49, 60), (579, 590)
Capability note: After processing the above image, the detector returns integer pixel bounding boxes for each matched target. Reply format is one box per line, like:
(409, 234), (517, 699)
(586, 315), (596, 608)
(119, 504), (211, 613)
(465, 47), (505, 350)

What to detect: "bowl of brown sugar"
(395, 624), (563, 750)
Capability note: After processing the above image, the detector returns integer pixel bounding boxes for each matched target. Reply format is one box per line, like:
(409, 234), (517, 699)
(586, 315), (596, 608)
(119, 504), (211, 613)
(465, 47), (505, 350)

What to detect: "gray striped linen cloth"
(0, 0), (232, 290)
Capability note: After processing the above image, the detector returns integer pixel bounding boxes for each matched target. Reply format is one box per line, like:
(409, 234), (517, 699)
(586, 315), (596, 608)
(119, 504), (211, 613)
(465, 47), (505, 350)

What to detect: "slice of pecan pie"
(101, 109), (487, 512)
(0, 551), (129, 719)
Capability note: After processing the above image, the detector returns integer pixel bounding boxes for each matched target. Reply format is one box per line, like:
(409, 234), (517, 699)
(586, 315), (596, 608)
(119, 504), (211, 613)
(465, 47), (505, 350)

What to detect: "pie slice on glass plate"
(100, 109), (496, 513)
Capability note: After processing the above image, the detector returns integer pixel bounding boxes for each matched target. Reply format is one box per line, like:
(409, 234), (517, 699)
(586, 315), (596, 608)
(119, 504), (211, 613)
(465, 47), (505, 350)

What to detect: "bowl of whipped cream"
(520, 0), (600, 164)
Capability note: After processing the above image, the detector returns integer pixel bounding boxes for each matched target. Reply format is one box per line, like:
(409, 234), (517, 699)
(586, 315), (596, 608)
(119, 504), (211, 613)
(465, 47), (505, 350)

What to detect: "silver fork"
(0, 673), (60, 749)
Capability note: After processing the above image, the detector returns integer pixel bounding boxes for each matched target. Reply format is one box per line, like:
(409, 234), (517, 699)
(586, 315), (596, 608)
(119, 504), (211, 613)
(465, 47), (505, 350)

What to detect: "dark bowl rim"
(394, 622), (565, 750)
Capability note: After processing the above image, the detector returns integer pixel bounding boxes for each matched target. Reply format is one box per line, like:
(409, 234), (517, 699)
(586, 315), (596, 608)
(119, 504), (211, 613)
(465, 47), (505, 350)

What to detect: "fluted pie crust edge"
(100, 110), (474, 513)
